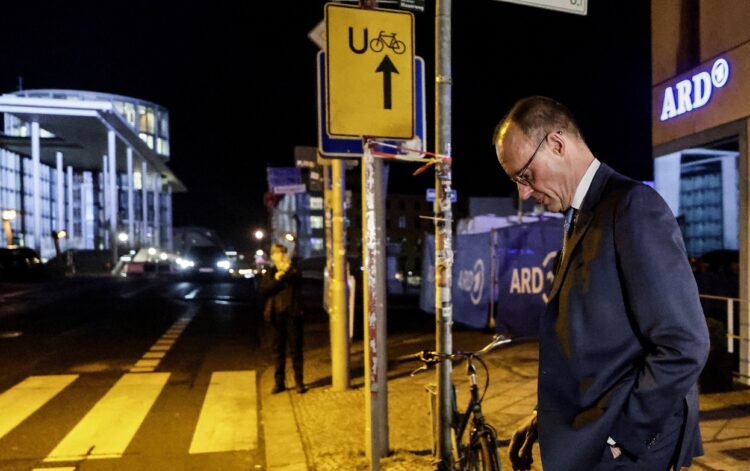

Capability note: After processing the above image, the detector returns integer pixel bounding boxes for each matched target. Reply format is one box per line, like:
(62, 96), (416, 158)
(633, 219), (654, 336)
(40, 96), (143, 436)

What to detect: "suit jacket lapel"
(548, 163), (614, 301)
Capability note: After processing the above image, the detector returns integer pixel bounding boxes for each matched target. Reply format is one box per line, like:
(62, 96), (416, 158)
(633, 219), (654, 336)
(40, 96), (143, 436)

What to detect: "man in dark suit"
(260, 243), (306, 394)
(494, 97), (710, 470)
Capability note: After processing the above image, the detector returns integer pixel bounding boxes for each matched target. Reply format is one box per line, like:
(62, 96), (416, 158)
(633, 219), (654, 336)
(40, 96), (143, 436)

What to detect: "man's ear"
(548, 131), (565, 158)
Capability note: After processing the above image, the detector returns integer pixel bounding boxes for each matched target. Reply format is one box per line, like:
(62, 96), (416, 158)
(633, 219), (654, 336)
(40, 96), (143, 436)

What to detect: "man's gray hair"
(492, 96), (583, 145)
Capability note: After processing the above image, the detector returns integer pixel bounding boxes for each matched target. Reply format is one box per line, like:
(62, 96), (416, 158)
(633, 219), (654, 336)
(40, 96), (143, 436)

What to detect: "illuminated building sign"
(660, 58), (730, 121)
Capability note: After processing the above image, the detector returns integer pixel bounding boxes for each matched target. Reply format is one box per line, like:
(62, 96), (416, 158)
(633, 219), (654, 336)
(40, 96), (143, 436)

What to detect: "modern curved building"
(0, 89), (185, 261)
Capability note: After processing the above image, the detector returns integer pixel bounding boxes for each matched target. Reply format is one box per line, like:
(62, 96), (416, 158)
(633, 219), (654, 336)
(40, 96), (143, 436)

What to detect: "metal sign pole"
(362, 140), (389, 470)
(331, 158), (350, 390)
(435, 0), (454, 468)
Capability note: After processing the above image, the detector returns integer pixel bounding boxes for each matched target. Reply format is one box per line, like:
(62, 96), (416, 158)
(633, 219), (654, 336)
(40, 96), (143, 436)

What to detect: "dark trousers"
(271, 311), (304, 388)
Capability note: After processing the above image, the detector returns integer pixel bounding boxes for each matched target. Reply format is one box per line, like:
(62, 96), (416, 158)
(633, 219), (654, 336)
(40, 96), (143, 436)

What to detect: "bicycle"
(369, 30), (406, 54)
(397, 334), (511, 471)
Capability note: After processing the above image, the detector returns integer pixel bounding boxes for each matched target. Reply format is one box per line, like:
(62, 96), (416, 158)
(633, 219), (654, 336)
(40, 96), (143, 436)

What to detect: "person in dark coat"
(493, 96), (710, 470)
(260, 243), (305, 394)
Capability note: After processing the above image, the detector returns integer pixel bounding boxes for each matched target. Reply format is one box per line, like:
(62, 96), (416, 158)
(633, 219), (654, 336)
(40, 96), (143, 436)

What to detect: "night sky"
(0, 1), (651, 251)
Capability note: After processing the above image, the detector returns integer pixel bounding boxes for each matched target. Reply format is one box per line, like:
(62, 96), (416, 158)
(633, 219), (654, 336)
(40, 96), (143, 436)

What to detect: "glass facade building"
(0, 89), (184, 260)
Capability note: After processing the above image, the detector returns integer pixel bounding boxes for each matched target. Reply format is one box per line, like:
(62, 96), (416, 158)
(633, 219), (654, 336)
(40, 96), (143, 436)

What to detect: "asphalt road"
(0, 275), (267, 471)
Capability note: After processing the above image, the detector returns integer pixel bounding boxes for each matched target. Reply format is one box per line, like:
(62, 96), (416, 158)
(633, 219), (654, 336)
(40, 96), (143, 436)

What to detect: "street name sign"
(494, 0), (587, 16)
(267, 167), (305, 195)
(325, 3), (415, 139)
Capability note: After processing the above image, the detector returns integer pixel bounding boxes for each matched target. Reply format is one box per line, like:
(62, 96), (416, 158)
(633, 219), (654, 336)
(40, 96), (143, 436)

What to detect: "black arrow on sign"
(375, 55), (399, 110)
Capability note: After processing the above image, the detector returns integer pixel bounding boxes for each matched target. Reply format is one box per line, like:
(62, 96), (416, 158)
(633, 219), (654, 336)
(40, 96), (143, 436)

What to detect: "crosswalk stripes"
(44, 373), (171, 462)
(0, 370), (259, 465)
(0, 375), (78, 441)
(189, 371), (258, 454)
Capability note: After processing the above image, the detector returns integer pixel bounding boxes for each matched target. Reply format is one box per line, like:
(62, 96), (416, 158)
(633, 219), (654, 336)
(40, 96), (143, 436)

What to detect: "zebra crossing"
(0, 370), (259, 468)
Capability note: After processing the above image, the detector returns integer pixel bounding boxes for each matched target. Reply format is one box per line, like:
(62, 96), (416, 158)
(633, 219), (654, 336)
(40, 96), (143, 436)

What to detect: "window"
(138, 105), (156, 134)
(311, 237), (324, 251)
(398, 216), (406, 229)
(309, 196), (323, 210)
(310, 215), (324, 229)
(139, 133), (154, 150)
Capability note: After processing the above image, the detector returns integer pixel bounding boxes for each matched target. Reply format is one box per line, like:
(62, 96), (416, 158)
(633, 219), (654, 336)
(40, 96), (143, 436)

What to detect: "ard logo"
(660, 58), (730, 121)
(509, 251), (557, 304)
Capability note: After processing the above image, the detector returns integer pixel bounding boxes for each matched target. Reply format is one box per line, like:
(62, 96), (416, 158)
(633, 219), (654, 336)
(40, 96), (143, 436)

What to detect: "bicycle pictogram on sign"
(370, 31), (406, 54)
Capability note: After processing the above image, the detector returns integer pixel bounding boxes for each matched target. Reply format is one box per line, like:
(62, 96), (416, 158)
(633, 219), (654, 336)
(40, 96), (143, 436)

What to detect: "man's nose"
(517, 183), (534, 200)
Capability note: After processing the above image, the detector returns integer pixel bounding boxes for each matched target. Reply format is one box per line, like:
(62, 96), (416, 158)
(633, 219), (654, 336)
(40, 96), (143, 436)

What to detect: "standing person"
(493, 96), (709, 470)
(261, 243), (306, 394)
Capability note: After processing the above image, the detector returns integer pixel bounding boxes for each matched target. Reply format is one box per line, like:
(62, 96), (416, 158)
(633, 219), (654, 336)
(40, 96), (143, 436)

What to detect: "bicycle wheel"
(465, 427), (501, 471)
(393, 40), (406, 54)
(370, 38), (384, 52)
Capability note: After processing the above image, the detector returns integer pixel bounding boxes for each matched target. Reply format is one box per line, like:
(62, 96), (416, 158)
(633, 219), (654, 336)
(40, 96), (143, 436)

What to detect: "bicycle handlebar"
(395, 334), (513, 376)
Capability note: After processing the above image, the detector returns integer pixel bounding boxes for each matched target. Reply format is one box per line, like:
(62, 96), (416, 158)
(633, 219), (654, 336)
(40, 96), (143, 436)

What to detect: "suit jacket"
(537, 163), (710, 470)
(260, 264), (303, 319)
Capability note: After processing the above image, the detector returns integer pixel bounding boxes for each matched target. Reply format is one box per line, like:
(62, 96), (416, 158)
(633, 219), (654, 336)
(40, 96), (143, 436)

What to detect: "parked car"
(0, 247), (44, 281)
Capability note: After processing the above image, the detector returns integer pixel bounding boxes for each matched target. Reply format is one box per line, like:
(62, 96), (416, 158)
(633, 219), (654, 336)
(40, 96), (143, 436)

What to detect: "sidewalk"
(261, 314), (750, 470)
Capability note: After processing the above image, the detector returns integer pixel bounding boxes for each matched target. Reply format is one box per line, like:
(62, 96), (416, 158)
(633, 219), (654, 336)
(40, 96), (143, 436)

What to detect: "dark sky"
(0, 1), (651, 250)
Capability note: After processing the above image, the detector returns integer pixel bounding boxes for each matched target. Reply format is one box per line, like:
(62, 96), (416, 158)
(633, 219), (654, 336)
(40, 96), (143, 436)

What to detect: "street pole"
(323, 159), (333, 314)
(331, 158), (350, 390)
(362, 141), (389, 470)
(434, 0), (454, 468)
(360, 0), (389, 464)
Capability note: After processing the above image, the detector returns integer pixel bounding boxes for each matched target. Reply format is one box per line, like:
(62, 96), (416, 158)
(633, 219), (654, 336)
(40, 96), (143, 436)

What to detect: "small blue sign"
(317, 51), (426, 157)
(426, 188), (457, 203)
(267, 167), (302, 187)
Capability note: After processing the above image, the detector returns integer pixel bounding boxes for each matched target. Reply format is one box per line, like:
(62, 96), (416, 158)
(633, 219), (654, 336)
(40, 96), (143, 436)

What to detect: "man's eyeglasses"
(509, 131), (560, 187)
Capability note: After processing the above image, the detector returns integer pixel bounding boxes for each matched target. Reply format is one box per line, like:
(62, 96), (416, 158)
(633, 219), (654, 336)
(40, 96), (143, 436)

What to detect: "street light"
(2, 209), (17, 248)
(118, 232), (129, 243)
(254, 229), (265, 240)
(284, 232), (296, 242)
(51, 230), (67, 257)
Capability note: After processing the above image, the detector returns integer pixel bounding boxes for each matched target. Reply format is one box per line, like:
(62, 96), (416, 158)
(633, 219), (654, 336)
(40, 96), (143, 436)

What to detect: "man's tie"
(561, 207), (577, 265)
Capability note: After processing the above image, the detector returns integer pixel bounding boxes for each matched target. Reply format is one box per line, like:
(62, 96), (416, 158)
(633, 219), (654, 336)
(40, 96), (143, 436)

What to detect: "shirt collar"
(571, 159), (600, 210)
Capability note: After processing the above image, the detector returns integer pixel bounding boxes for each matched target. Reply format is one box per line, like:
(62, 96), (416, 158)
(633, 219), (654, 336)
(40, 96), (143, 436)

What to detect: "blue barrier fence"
(420, 219), (563, 336)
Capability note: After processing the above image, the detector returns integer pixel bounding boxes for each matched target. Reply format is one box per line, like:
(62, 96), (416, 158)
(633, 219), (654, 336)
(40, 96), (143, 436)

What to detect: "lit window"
(139, 133), (154, 149)
(123, 102), (136, 126)
(311, 237), (324, 251)
(310, 215), (324, 229)
(138, 106), (156, 134)
(310, 197), (323, 210)
(134, 172), (143, 190)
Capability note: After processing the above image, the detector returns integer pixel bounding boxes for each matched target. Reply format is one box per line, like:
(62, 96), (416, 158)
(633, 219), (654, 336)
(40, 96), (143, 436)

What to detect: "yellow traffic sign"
(325, 4), (414, 139)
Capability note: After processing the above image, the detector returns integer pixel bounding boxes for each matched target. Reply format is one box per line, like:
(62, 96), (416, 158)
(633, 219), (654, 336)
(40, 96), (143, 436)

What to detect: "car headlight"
(216, 260), (231, 270)
(177, 258), (195, 269)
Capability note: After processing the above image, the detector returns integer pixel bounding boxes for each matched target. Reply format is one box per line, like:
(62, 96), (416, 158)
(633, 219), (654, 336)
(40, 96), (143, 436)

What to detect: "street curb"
(260, 367), (309, 471)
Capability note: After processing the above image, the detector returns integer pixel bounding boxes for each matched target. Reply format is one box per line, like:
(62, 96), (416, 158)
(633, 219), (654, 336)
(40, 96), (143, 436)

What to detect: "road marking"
(189, 371), (257, 454)
(130, 314), (194, 373)
(184, 288), (200, 299)
(129, 367), (154, 373)
(44, 373), (170, 462)
(0, 375), (78, 440)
